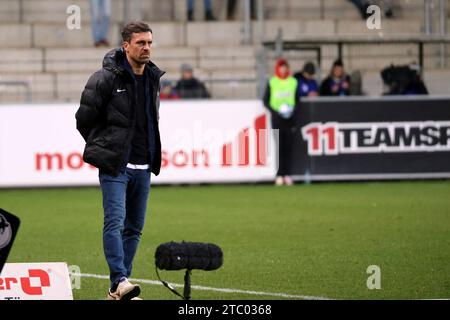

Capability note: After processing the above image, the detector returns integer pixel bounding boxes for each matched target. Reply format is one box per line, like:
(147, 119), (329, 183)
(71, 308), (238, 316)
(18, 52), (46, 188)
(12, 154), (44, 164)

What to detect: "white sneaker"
(275, 176), (284, 186)
(107, 278), (141, 300)
(284, 176), (294, 186)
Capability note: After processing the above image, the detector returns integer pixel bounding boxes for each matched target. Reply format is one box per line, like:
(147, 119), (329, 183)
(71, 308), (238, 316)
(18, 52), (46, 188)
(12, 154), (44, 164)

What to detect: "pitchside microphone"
(155, 241), (223, 300)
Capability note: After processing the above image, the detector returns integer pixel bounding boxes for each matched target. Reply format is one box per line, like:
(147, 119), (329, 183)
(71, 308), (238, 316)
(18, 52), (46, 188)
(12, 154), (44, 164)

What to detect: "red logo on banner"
(302, 121), (450, 155)
(35, 152), (96, 171)
(221, 114), (268, 167)
(302, 123), (339, 156)
(0, 269), (50, 295)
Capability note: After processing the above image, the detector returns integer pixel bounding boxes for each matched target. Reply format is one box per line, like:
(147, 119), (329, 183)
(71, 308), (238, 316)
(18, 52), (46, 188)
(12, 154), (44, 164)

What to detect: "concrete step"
(44, 47), (110, 73)
(32, 22), (120, 48)
(206, 81), (257, 99)
(0, 73), (55, 103)
(3, 0), (449, 24)
(336, 19), (422, 35)
(198, 46), (257, 70)
(186, 21), (243, 46)
(151, 47), (198, 71)
(4, 17), (444, 49)
(56, 72), (92, 102)
(0, 0), (20, 23)
(0, 23), (33, 48)
(0, 49), (43, 73)
(20, 0), (124, 23)
(27, 22), (185, 48)
(43, 46), (258, 73)
(1, 42), (448, 77)
(151, 22), (186, 47)
(254, 20), (336, 43)
(361, 68), (450, 96)
(423, 69), (450, 94)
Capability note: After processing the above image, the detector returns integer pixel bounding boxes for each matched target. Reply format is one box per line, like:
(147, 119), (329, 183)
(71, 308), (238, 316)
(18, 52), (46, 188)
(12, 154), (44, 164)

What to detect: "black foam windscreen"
(155, 241), (223, 271)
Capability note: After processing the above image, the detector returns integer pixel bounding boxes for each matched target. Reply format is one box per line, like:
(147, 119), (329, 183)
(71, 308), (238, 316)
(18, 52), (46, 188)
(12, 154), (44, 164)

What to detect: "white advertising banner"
(0, 262), (73, 300)
(0, 101), (277, 187)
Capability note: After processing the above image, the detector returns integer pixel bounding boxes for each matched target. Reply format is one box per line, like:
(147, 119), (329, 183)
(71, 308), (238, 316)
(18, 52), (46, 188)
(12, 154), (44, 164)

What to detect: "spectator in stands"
(348, 0), (394, 19)
(403, 70), (428, 95)
(227, 0), (257, 20)
(319, 59), (351, 96)
(263, 58), (300, 186)
(293, 62), (319, 98)
(160, 80), (180, 100)
(175, 63), (211, 99)
(381, 64), (429, 95)
(90, 0), (111, 47)
(187, 0), (216, 21)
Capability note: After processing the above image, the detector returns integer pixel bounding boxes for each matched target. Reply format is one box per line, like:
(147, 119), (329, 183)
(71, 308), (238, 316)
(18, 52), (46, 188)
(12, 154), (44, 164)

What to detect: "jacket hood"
(102, 48), (165, 81)
(274, 58), (290, 79)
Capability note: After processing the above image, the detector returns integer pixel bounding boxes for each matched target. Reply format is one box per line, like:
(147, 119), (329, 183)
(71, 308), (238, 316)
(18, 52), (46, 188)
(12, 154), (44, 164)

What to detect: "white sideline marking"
(74, 273), (331, 300)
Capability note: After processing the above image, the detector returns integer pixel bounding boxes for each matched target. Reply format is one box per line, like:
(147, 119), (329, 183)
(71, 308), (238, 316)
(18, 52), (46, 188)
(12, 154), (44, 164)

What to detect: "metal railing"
(0, 80), (32, 103)
(162, 78), (258, 99)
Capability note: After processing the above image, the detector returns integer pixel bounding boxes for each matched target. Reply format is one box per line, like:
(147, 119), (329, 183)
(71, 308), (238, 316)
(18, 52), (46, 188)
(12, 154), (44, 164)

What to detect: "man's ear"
(122, 42), (129, 53)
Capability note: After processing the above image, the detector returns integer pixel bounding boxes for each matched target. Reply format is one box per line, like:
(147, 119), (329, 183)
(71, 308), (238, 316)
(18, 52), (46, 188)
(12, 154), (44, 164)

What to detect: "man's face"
(278, 64), (289, 78)
(182, 70), (193, 80)
(123, 31), (152, 65)
(333, 65), (344, 78)
(303, 72), (314, 80)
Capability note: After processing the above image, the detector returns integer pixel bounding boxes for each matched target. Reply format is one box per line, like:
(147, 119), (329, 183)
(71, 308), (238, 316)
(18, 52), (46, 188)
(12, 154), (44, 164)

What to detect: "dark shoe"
(385, 9), (393, 18)
(188, 10), (194, 21)
(361, 4), (370, 19)
(205, 10), (216, 21)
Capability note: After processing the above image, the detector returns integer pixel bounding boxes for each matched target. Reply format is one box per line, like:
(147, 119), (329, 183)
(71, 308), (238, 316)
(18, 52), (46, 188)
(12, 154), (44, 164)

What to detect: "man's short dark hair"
(121, 21), (153, 43)
(303, 62), (316, 75)
(333, 59), (344, 68)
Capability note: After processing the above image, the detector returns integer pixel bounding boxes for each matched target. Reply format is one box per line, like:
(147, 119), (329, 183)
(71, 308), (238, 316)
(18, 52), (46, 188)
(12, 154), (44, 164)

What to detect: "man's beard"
(131, 55), (150, 66)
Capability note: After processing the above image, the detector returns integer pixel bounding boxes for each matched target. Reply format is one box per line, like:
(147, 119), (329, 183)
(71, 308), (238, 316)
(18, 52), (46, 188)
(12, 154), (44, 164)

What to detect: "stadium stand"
(0, 0), (450, 102)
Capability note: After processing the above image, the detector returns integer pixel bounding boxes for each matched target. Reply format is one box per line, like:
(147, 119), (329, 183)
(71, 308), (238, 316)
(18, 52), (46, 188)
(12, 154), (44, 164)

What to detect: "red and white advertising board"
(0, 262), (73, 300)
(0, 101), (277, 188)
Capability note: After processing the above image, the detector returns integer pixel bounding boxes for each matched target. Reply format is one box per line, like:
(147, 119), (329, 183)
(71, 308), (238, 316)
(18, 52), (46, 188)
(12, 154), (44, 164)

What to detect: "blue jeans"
(90, 0), (111, 43)
(187, 0), (212, 11)
(99, 168), (151, 286)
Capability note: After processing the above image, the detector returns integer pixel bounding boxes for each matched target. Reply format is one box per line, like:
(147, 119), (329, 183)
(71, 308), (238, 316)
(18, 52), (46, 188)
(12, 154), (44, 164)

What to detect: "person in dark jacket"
(263, 58), (301, 186)
(381, 64), (429, 95)
(319, 59), (351, 96)
(75, 21), (165, 300)
(174, 63), (210, 99)
(293, 61), (319, 98)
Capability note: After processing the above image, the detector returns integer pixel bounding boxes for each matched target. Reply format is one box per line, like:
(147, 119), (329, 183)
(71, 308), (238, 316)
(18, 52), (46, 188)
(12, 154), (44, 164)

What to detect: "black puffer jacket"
(76, 48), (165, 176)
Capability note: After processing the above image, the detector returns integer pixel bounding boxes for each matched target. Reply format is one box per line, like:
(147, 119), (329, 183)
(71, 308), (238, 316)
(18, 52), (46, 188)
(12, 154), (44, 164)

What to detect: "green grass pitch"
(1, 181), (449, 300)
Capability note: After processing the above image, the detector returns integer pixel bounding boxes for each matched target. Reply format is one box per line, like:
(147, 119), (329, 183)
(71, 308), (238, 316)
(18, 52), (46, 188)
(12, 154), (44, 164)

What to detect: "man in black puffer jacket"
(76, 21), (165, 300)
